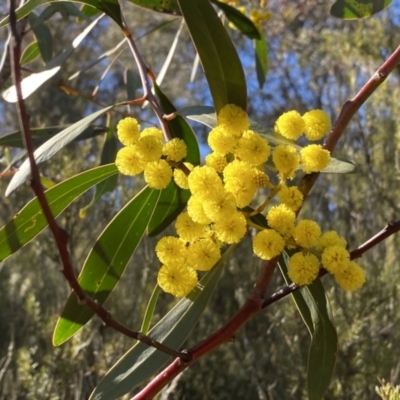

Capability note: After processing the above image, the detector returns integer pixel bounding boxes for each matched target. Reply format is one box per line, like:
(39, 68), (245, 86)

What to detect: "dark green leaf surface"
(5, 106), (113, 197)
(89, 244), (236, 400)
(53, 186), (160, 346)
(178, 0), (247, 113)
(0, 164), (118, 262)
(29, 13), (53, 63)
(254, 31), (268, 89)
(20, 41), (41, 65)
(211, 0), (260, 40)
(330, 0), (392, 19)
(127, 0), (180, 14)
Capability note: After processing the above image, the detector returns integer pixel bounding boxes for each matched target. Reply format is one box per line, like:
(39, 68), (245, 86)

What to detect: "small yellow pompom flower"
(157, 264), (198, 298)
(321, 246), (350, 274)
(235, 130), (271, 165)
(272, 145), (300, 179)
(117, 117), (140, 146)
(254, 169), (271, 188)
(267, 204), (296, 237)
(302, 109), (331, 141)
(188, 166), (223, 199)
(173, 163), (193, 190)
(115, 147), (146, 176)
(144, 159), (172, 190)
(187, 195), (213, 225)
(213, 211), (247, 244)
(288, 252), (320, 285)
(163, 138), (187, 162)
(217, 104), (249, 137)
(278, 186), (303, 212)
(141, 127), (164, 141)
(293, 219), (321, 248)
(187, 240), (221, 271)
(202, 188), (237, 222)
(252, 229), (285, 260)
(175, 212), (206, 243)
(316, 231), (347, 252)
(135, 135), (163, 162)
(334, 261), (365, 291)
(274, 110), (305, 140)
(208, 126), (238, 155)
(300, 144), (331, 174)
(155, 236), (187, 265)
(205, 152), (228, 173)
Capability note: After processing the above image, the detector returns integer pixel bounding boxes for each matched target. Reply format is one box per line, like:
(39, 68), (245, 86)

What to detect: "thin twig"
(7, 0), (189, 361)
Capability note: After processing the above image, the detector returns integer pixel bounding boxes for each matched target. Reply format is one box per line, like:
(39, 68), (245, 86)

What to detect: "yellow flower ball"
(217, 104), (249, 137)
(163, 138), (187, 162)
(278, 186), (303, 212)
(117, 117), (140, 146)
(274, 110), (305, 140)
(334, 261), (365, 291)
(155, 236), (187, 265)
(187, 195), (213, 224)
(208, 126), (238, 155)
(135, 135), (163, 162)
(213, 211), (247, 244)
(266, 204), (296, 237)
(315, 231), (347, 252)
(252, 229), (284, 260)
(144, 159), (172, 190)
(300, 144), (331, 174)
(188, 166), (223, 199)
(173, 162), (193, 190)
(141, 127), (164, 141)
(235, 130), (271, 165)
(202, 187), (237, 222)
(115, 147), (146, 176)
(205, 152), (228, 173)
(293, 219), (321, 248)
(175, 212), (206, 243)
(187, 239), (221, 271)
(254, 169), (271, 188)
(302, 109), (331, 141)
(272, 145), (300, 179)
(288, 252), (320, 285)
(157, 264), (198, 298)
(321, 246), (350, 274)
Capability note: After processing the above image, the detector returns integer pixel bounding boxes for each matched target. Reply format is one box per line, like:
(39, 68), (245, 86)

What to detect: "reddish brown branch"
(7, 0), (188, 361)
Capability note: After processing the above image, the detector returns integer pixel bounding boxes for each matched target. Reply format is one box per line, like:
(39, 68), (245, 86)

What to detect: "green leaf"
(330, 0), (392, 19)
(279, 251), (337, 400)
(0, 164), (118, 262)
(5, 106), (113, 197)
(2, 14), (103, 102)
(53, 186), (160, 346)
(140, 284), (161, 335)
(178, 0), (247, 113)
(126, 0), (180, 14)
(211, 0), (260, 40)
(29, 13), (53, 63)
(0, 125), (107, 148)
(180, 106), (356, 174)
(89, 244), (236, 400)
(147, 180), (190, 237)
(20, 41), (41, 65)
(254, 31), (268, 89)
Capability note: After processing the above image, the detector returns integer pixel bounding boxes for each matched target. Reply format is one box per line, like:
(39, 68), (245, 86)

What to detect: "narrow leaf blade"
(254, 31), (268, 89)
(330, 0), (392, 19)
(20, 41), (40, 65)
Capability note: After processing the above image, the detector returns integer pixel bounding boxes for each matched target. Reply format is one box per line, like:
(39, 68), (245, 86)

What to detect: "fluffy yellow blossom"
(163, 138), (187, 162)
(144, 159), (172, 190)
(157, 264), (198, 298)
(117, 117), (140, 146)
(205, 152), (228, 173)
(272, 145), (300, 179)
(175, 212), (206, 242)
(135, 135), (163, 162)
(252, 229), (285, 260)
(115, 147), (146, 176)
(202, 188), (237, 222)
(274, 110), (305, 140)
(235, 130), (271, 165)
(266, 204), (296, 237)
(188, 166), (223, 199)
(316, 231), (347, 252)
(302, 109), (331, 140)
(208, 126), (238, 155)
(141, 127), (164, 141)
(223, 160), (258, 207)
(334, 261), (365, 291)
(293, 220), (321, 248)
(213, 211), (247, 244)
(187, 195), (213, 225)
(173, 163), (193, 190)
(321, 245), (350, 274)
(187, 240), (221, 271)
(300, 144), (331, 173)
(217, 104), (249, 137)
(278, 186), (303, 212)
(288, 252), (320, 285)
(155, 236), (187, 265)
(254, 169), (271, 188)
